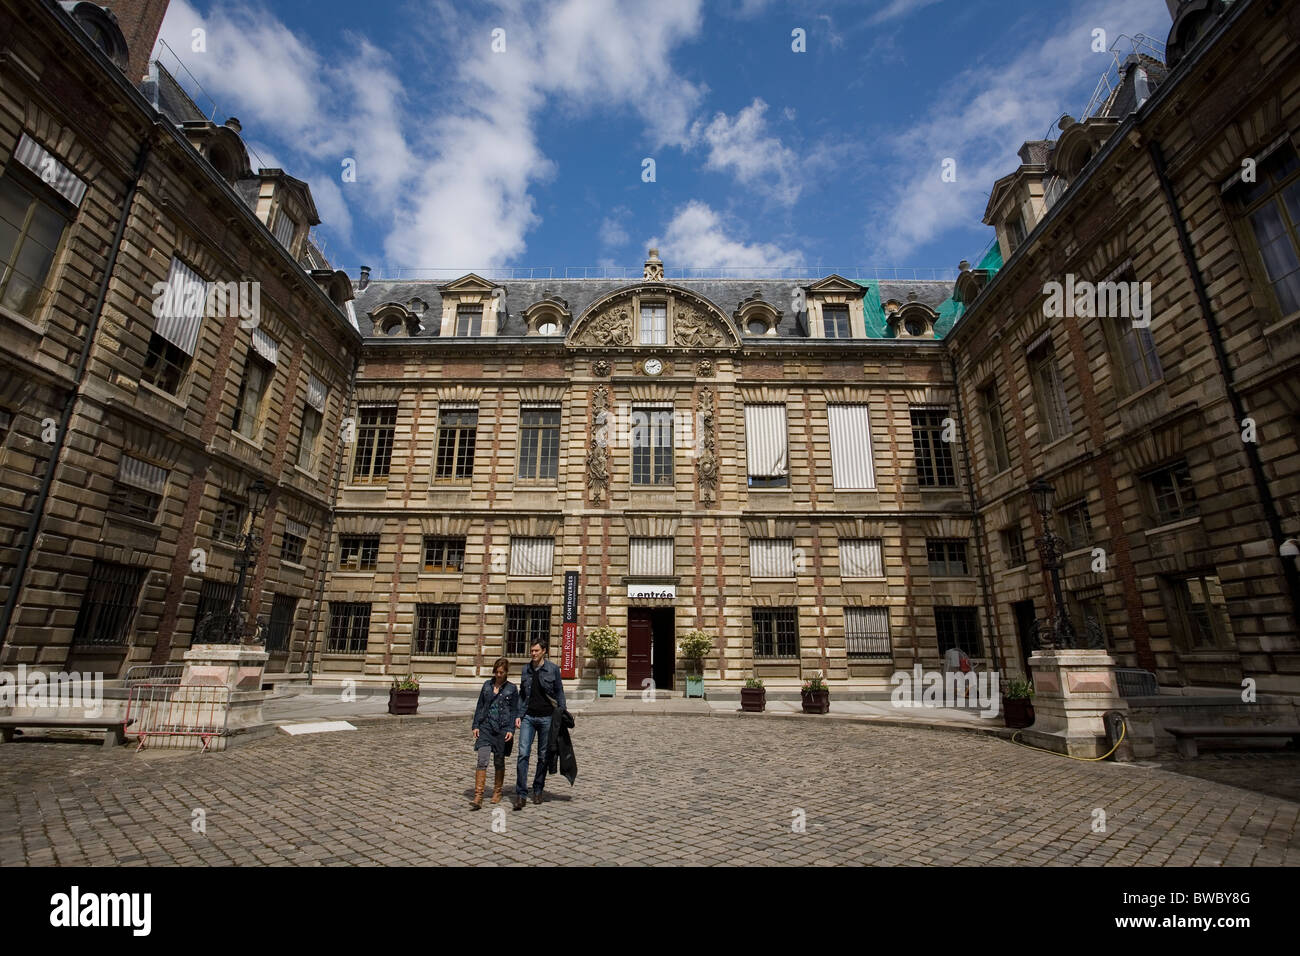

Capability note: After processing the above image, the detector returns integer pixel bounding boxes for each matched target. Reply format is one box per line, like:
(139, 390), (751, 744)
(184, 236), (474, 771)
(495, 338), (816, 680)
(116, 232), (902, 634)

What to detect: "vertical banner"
(561, 571), (579, 679)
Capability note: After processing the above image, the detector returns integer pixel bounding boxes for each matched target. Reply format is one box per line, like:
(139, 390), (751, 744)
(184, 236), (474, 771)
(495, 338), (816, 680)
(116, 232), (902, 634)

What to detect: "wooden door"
(627, 609), (652, 690)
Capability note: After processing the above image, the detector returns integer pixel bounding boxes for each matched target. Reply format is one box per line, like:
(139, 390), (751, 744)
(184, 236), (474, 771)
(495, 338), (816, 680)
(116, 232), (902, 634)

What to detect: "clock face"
(643, 358), (663, 376)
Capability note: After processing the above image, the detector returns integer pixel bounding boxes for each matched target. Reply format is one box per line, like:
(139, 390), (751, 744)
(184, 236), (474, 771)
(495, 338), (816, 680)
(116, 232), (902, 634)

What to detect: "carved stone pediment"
(574, 307), (632, 347)
(567, 284), (740, 350)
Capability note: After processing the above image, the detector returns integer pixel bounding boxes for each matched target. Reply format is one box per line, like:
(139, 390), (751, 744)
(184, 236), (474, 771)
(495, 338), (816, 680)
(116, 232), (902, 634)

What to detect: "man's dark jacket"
(546, 708), (577, 785)
(517, 658), (567, 717)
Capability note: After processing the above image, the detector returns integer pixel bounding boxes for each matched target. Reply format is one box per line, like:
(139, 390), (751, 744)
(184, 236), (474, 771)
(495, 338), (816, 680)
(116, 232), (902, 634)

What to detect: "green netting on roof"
(977, 239), (1003, 273)
(856, 280), (892, 338)
(933, 297), (963, 338)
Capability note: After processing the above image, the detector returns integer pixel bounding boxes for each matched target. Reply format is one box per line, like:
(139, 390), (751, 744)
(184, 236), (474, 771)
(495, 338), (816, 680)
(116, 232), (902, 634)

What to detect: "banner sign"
(561, 571), (579, 679)
(628, 584), (676, 599)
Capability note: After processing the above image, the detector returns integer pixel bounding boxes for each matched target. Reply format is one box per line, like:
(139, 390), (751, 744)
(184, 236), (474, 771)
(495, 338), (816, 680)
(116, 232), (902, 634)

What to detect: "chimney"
(358, 265), (371, 291)
(97, 0), (172, 83)
(643, 248), (664, 281)
(224, 117), (242, 134)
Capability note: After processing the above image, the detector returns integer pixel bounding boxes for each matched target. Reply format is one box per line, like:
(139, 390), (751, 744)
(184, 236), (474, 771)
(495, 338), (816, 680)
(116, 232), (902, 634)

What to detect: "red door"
(627, 609), (652, 690)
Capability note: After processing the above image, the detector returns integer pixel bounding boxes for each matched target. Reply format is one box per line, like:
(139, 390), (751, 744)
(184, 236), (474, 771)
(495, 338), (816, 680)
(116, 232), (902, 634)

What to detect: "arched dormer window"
(68, 3), (130, 73)
(890, 300), (937, 339)
(735, 291), (782, 336)
(522, 296), (572, 336)
(369, 304), (416, 338)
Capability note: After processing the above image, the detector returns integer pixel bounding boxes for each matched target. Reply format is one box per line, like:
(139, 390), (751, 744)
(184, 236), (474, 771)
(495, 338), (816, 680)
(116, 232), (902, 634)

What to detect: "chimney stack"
(358, 266), (371, 291)
(97, 0), (172, 83)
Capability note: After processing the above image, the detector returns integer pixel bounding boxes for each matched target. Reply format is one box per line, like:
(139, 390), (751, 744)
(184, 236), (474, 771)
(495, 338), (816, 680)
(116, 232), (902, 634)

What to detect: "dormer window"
(456, 304), (483, 337)
(823, 304), (850, 338)
(904, 317), (926, 337)
(537, 320), (559, 335)
(272, 209), (297, 249)
(640, 303), (667, 345)
(747, 319), (768, 336)
(1006, 213), (1027, 252)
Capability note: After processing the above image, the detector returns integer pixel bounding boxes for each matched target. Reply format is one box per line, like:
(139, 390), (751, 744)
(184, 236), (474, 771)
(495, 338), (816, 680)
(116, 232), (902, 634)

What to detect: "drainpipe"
(0, 132), (155, 650)
(303, 351), (360, 684)
(1147, 139), (1300, 628)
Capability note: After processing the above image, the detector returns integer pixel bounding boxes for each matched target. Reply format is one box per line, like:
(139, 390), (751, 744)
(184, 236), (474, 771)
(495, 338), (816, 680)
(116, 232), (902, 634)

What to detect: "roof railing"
(348, 265), (963, 283)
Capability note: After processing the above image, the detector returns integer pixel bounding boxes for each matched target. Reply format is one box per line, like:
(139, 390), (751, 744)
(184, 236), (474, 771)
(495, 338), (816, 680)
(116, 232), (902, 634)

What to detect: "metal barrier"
(1115, 668), (1159, 697)
(125, 683), (231, 752)
(124, 663), (185, 687)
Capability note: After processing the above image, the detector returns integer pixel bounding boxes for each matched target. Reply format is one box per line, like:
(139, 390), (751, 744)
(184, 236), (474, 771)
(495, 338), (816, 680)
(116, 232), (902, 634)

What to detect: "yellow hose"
(1010, 716), (1127, 761)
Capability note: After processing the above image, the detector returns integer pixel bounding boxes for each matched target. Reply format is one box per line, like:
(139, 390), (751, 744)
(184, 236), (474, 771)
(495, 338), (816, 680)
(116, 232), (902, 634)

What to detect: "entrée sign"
(627, 584), (676, 599)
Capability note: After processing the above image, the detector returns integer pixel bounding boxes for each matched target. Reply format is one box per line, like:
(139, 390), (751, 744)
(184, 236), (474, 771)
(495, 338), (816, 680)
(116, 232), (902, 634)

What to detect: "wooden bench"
(0, 717), (134, 748)
(1167, 725), (1300, 759)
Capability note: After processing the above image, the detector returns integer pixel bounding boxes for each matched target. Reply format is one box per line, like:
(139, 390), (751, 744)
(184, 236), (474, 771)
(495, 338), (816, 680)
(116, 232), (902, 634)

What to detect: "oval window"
(747, 319), (768, 335)
(904, 318), (926, 337)
(538, 321), (559, 335)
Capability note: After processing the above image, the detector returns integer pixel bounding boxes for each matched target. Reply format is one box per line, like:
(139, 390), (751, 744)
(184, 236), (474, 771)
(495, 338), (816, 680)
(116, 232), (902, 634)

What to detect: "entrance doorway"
(627, 607), (674, 692)
(1012, 599), (1037, 676)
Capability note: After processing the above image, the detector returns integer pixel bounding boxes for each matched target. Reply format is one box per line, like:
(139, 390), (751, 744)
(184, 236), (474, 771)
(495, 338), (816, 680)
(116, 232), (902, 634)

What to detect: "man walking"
(514, 638), (566, 810)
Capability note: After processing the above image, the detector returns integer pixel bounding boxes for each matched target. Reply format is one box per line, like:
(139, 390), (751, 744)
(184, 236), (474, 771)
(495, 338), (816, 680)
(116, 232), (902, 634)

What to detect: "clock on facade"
(643, 358), (663, 376)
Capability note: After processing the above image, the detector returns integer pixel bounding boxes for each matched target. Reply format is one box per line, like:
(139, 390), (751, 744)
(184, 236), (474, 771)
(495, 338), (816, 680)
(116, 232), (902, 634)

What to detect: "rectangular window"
(140, 332), (190, 394)
(839, 538), (884, 578)
(434, 405), (477, 481)
(926, 539), (969, 577)
(422, 536), (466, 573)
(518, 405), (560, 480)
(196, 580), (236, 636)
(629, 537), (674, 577)
(1059, 500), (1092, 551)
(753, 607), (798, 659)
(911, 407), (956, 487)
(1112, 313), (1164, 393)
(1144, 460), (1199, 524)
(827, 404), (875, 489)
(505, 605), (550, 657)
(109, 454), (168, 522)
(631, 406), (674, 485)
(233, 355), (273, 440)
(415, 603), (460, 656)
(845, 607), (890, 658)
(744, 404), (789, 488)
(935, 606), (982, 657)
(352, 403), (398, 483)
(977, 383), (1011, 473)
(1069, 588), (1109, 652)
(272, 208), (297, 248)
(338, 534), (379, 571)
(146, 256), (207, 387)
(1234, 142), (1300, 317)
(213, 496), (246, 545)
(297, 405), (323, 471)
(640, 302), (667, 344)
(1173, 573), (1234, 649)
(1000, 526), (1027, 568)
(69, 561), (145, 647)
(1006, 214), (1027, 253)
(456, 304), (483, 337)
(281, 519), (307, 565)
(750, 539), (795, 578)
(822, 303), (850, 338)
(1028, 339), (1072, 442)
(0, 166), (70, 317)
(509, 536), (554, 577)
(265, 594), (298, 653)
(327, 601), (371, 654)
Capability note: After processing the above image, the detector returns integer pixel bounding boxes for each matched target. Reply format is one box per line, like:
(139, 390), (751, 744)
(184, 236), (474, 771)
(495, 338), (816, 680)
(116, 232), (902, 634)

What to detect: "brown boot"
(490, 769), (505, 804)
(470, 770), (487, 810)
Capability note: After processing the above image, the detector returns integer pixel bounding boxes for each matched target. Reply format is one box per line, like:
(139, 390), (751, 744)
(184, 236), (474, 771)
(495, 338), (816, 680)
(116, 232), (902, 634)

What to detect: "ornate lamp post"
(224, 477), (271, 645)
(1029, 477), (1076, 651)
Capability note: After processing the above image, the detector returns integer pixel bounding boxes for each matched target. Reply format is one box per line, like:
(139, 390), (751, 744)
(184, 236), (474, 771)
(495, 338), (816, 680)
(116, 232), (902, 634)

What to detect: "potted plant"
(740, 677), (765, 713)
(586, 625), (619, 698)
(800, 672), (830, 714)
(678, 629), (713, 699)
(1002, 676), (1035, 728)
(388, 674), (420, 715)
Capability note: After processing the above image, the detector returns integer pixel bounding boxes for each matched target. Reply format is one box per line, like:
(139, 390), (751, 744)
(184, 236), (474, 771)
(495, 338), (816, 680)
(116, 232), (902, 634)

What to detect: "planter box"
(740, 687), (766, 712)
(801, 690), (830, 714)
(388, 688), (420, 715)
(685, 675), (704, 698)
(1002, 697), (1035, 729)
(597, 676), (616, 698)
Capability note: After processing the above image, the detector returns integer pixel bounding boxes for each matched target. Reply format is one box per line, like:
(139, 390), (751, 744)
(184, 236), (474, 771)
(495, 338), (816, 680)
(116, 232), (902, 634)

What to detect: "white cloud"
(599, 207), (632, 249)
(866, 0), (945, 27)
(650, 201), (804, 271)
(691, 99), (803, 206)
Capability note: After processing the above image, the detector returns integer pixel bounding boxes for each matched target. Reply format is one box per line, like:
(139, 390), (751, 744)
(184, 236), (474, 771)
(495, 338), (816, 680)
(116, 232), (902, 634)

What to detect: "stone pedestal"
(1019, 648), (1132, 760)
(180, 644), (270, 733)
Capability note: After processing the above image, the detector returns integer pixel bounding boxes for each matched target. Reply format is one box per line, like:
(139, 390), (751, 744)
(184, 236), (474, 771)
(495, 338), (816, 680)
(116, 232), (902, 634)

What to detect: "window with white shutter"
(509, 537), (554, 577)
(827, 404), (875, 489)
(749, 539), (795, 578)
(744, 404), (789, 488)
(839, 539), (884, 578)
(630, 537), (674, 577)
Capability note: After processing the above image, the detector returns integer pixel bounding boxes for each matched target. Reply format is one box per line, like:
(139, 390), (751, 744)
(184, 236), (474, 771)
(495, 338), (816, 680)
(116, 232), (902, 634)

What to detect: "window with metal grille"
(423, 536), (466, 573)
(297, 404), (322, 471)
(194, 579), (237, 640)
(338, 534), (379, 571)
(352, 403), (397, 483)
(631, 407), (674, 485)
(505, 605), (550, 657)
(213, 496), (245, 545)
(1059, 500), (1092, 550)
(1144, 461), (1199, 524)
(838, 538), (883, 578)
(281, 524), (306, 564)
(232, 354), (273, 440)
(456, 304), (482, 336)
(108, 482), (162, 522)
(415, 603), (460, 655)
(434, 407), (477, 480)
(910, 408), (956, 487)
(640, 302), (667, 344)
(0, 168), (70, 317)
(1231, 142), (1300, 318)
(1068, 588), (1108, 651)
(1028, 340), (1072, 442)
(753, 607), (798, 659)
(978, 383), (1011, 473)
(518, 405), (560, 480)
(265, 594), (297, 652)
(822, 303), (850, 338)
(70, 561), (145, 647)
(327, 601), (371, 653)
(140, 332), (190, 394)
(935, 606), (982, 657)
(1000, 526), (1027, 567)
(926, 539), (969, 577)
(845, 607), (890, 658)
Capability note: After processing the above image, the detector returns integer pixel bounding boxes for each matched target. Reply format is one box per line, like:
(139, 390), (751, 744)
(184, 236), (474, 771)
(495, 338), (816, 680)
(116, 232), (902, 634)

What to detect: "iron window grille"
(518, 406), (561, 480)
(910, 408), (956, 487)
(422, 536), (466, 573)
(352, 403), (397, 483)
(631, 407), (674, 485)
(415, 603), (460, 656)
(327, 601), (371, 654)
(194, 579), (237, 642)
(926, 539), (969, 577)
(338, 534), (379, 571)
(434, 407), (478, 481)
(935, 606), (982, 657)
(753, 607), (799, 659)
(265, 594), (297, 653)
(1144, 461), (1199, 525)
(845, 607), (890, 658)
(505, 605), (550, 658)
(70, 561), (145, 647)
(281, 530), (306, 564)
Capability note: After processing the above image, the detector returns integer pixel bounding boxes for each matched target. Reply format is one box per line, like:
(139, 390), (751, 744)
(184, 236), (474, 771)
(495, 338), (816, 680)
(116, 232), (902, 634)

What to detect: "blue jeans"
(515, 714), (552, 797)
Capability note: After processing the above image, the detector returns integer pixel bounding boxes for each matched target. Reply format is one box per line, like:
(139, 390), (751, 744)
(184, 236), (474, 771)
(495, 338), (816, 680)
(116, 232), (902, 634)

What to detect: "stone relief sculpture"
(576, 308), (631, 347)
(587, 384), (611, 503)
(695, 386), (718, 506)
(675, 307), (725, 348)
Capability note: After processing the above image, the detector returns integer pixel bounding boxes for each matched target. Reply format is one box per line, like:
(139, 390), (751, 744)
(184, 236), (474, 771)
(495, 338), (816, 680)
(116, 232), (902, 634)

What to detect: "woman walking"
(469, 658), (518, 810)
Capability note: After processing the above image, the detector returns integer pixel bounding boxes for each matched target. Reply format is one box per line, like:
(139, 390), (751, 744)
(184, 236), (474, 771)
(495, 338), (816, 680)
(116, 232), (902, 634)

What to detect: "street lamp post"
(1029, 478), (1077, 651)
(224, 477), (271, 645)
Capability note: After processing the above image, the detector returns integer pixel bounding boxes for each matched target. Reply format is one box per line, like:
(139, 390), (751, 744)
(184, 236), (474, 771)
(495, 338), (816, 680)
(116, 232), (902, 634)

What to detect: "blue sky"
(156, 0), (1173, 279)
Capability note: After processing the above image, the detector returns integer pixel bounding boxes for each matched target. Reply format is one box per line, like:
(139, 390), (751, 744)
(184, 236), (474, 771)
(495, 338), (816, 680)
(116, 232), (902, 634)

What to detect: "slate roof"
(352, 277), (955, 341)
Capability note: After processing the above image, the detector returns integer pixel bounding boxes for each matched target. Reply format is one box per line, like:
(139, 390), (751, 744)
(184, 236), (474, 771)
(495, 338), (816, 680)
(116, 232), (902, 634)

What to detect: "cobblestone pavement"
(1, 715), (1297, 866)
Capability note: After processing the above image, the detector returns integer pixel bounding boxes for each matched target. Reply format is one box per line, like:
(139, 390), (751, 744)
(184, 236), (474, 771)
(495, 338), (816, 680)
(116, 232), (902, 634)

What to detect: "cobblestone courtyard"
(2, 715), (1298, 866)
